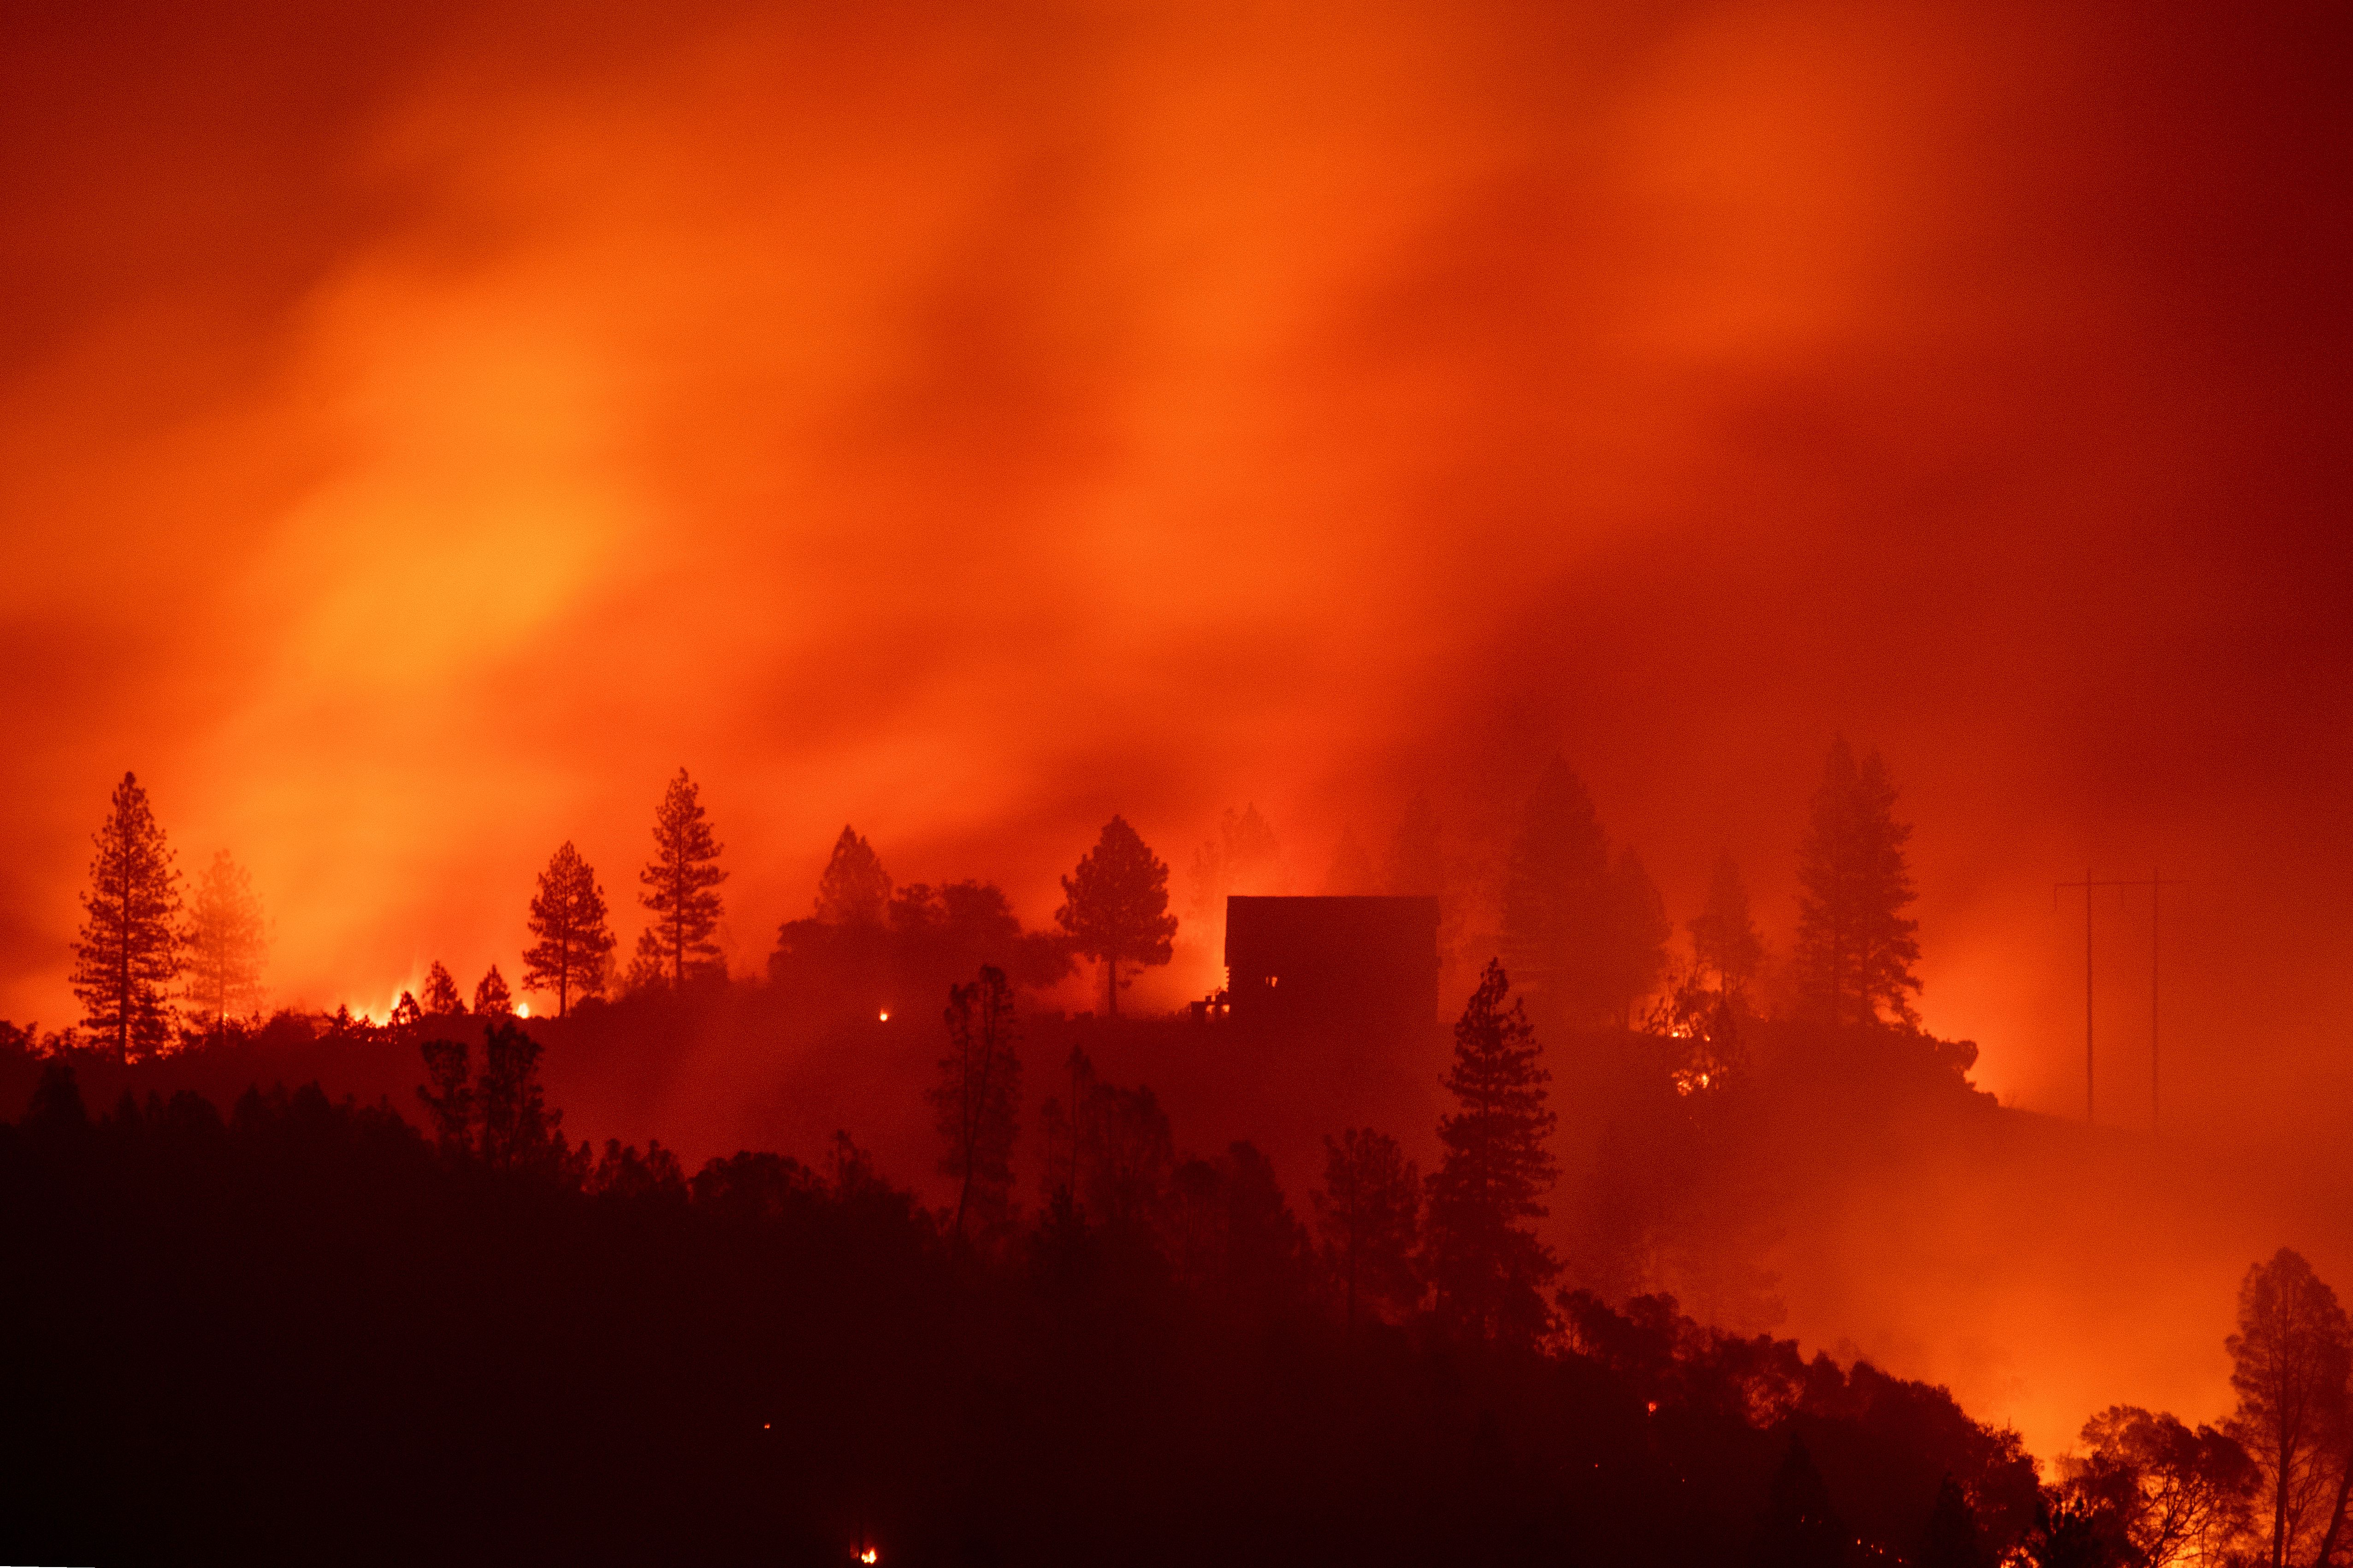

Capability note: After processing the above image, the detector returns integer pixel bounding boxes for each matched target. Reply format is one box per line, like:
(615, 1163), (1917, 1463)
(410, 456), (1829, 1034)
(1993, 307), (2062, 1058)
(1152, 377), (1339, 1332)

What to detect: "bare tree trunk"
(2312, 1442), (2353, 1568)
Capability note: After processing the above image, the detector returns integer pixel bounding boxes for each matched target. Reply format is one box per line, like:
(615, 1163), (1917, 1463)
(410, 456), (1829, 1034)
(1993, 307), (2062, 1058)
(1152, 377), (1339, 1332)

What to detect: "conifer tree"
(476, 1019), (567, 1172)
(420, 960), (466, 1015)
(636, 768), (727, 988)
(2226, 1248), (2353, 1568)
(473, 964), (513, 1016)
(183, 848), (266, 1030)
(70, 771), (183, 1060)
(1688, 850), (1765, 1001)
(929, 964), (1022, 1243)
(1424, 960), (1559, 1345)
(1499, 757), (1613, 1027)
(417, 1036), (474, 1154)
(814, 826), (892, 924)
(1602, 846), (1672, 1027)
(1056, 815), (1177, 1019)
(1313, 1128), (1422, 1332)
(1794, 738), (1922, 1026)
(522, 840), (615, 1018)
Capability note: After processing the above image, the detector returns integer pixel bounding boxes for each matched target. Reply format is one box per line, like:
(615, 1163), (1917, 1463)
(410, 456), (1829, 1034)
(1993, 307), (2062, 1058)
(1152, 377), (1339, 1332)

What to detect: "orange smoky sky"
(3, 0), (2347, 1143)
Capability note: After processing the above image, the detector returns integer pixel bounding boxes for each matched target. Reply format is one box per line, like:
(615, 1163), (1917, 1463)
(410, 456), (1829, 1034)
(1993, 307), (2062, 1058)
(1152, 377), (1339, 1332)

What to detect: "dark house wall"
(1224, 896), (1440, 1040)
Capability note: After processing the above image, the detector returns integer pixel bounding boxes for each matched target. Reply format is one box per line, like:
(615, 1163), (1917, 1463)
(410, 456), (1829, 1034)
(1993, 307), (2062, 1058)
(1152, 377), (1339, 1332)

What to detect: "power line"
(2055, 870), (2134, 1126)
(2054, 867), (2186, 1130)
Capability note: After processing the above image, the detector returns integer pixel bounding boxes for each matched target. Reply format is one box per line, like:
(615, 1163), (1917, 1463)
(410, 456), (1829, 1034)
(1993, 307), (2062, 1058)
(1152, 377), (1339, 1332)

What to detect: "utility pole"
(2136, 867), (2187, 1135)
(2056, 870), (2133, 1125)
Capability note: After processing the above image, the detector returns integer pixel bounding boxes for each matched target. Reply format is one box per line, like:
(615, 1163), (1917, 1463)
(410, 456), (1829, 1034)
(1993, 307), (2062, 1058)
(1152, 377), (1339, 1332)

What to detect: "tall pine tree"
(182, 848), (266, 1030)
(636, 768), (727, 988)
(1688, 849), (1765, 1001)
(1056, 816), (1176, 1019)
(1424, 960), (1559, 1345)
(71, 772), (183, 1060)
(420, 960), (466, 1015)
(1794, 738), (1922, 1026)
(1602, 846), (1672, 1026)
(522, 840), (615, 1018)
(1499, 758), (1613, 1028)
(929, 964), (1022, 1244)
(1314, 1128), (1422, 1333)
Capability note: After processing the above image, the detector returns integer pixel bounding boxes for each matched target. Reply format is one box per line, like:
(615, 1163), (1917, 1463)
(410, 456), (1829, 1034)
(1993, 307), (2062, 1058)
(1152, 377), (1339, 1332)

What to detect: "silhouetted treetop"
(930, 964), (1021, 1245)
(182, 848), (266, 1032)
(1057, 816), (1176, 1019)
(71, 771), (183, 1062)
(523, 840), (615, 1018)
(1314, 1127), (1422, 1332)
(1690, 850), (1766, 1001)
(1425, 959), (1558, 1345)
(637, 768), (727, 989)
(2225, 1247), (2352, 1567)
(1500, 757), (1613, 1027)
(420, 960), (465, 1015)
(472, 964), (512, 1017)
(816, 825), (892, 925)
(1604, 846), (1672, 1028)
(1795, 738), (1921, 1028)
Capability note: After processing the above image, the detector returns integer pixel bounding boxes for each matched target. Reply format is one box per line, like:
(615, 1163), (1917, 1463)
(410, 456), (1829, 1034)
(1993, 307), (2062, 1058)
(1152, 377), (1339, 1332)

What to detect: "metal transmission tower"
(2056, 870), (2133, 1125)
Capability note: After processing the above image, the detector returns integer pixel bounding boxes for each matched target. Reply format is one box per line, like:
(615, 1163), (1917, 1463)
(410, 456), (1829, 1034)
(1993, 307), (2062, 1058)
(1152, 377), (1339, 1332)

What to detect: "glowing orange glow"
(859, 1550), (878, 1565)
(0, 0), (2345, 1479)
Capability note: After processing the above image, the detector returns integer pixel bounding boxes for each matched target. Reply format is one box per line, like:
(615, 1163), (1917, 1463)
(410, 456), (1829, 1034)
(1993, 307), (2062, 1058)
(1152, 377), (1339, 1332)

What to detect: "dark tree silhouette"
(1166, 1141), (1309, 1305)
(815, 826), (892, 925)
(70, 771), (183, 1061)
(1603, 846), (1672, 1027)
(1383, 793), (1443, 897)
(2024, 1494), (2117, 1568)
(181, 848), (265, 1030)
(636, 768), (727, 988)
(1424, 960), (1559, 1345)
(418, 1035), (474, 1154)
(1794, 737), (1922, 1027)
(1039, 1043), (1100, 1201)
(2060, 1405), (2256, 1568)
(1499, 757), (1613, 1027)
(1056, 816), (1176, 1018)
(929, 964), (1021, 1243)
(473, 964), (513, 1016)
(1753, 1437), (1847, 1568)
(1689, 849), (1766, 1001)
(420, 960), (466, 1015)
(2225, 1248), (2353, 1568)
(522, 840), (616, 1017)
(1312, 1128), (1421, 1332)
(1918, 1475), (1986, 1568)
(477, 1019), (568, 1173)
(1039, 1045), (1173, 1228)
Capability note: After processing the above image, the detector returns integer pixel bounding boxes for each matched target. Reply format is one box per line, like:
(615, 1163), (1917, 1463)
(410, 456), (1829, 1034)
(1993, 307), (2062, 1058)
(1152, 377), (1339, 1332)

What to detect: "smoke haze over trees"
(1, 0), (2349, 1554)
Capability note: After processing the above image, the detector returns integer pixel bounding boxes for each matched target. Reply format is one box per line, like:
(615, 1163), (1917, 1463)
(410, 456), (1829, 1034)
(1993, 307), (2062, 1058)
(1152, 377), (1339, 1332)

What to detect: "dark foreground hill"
(0, 1057), (2043, 1568)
